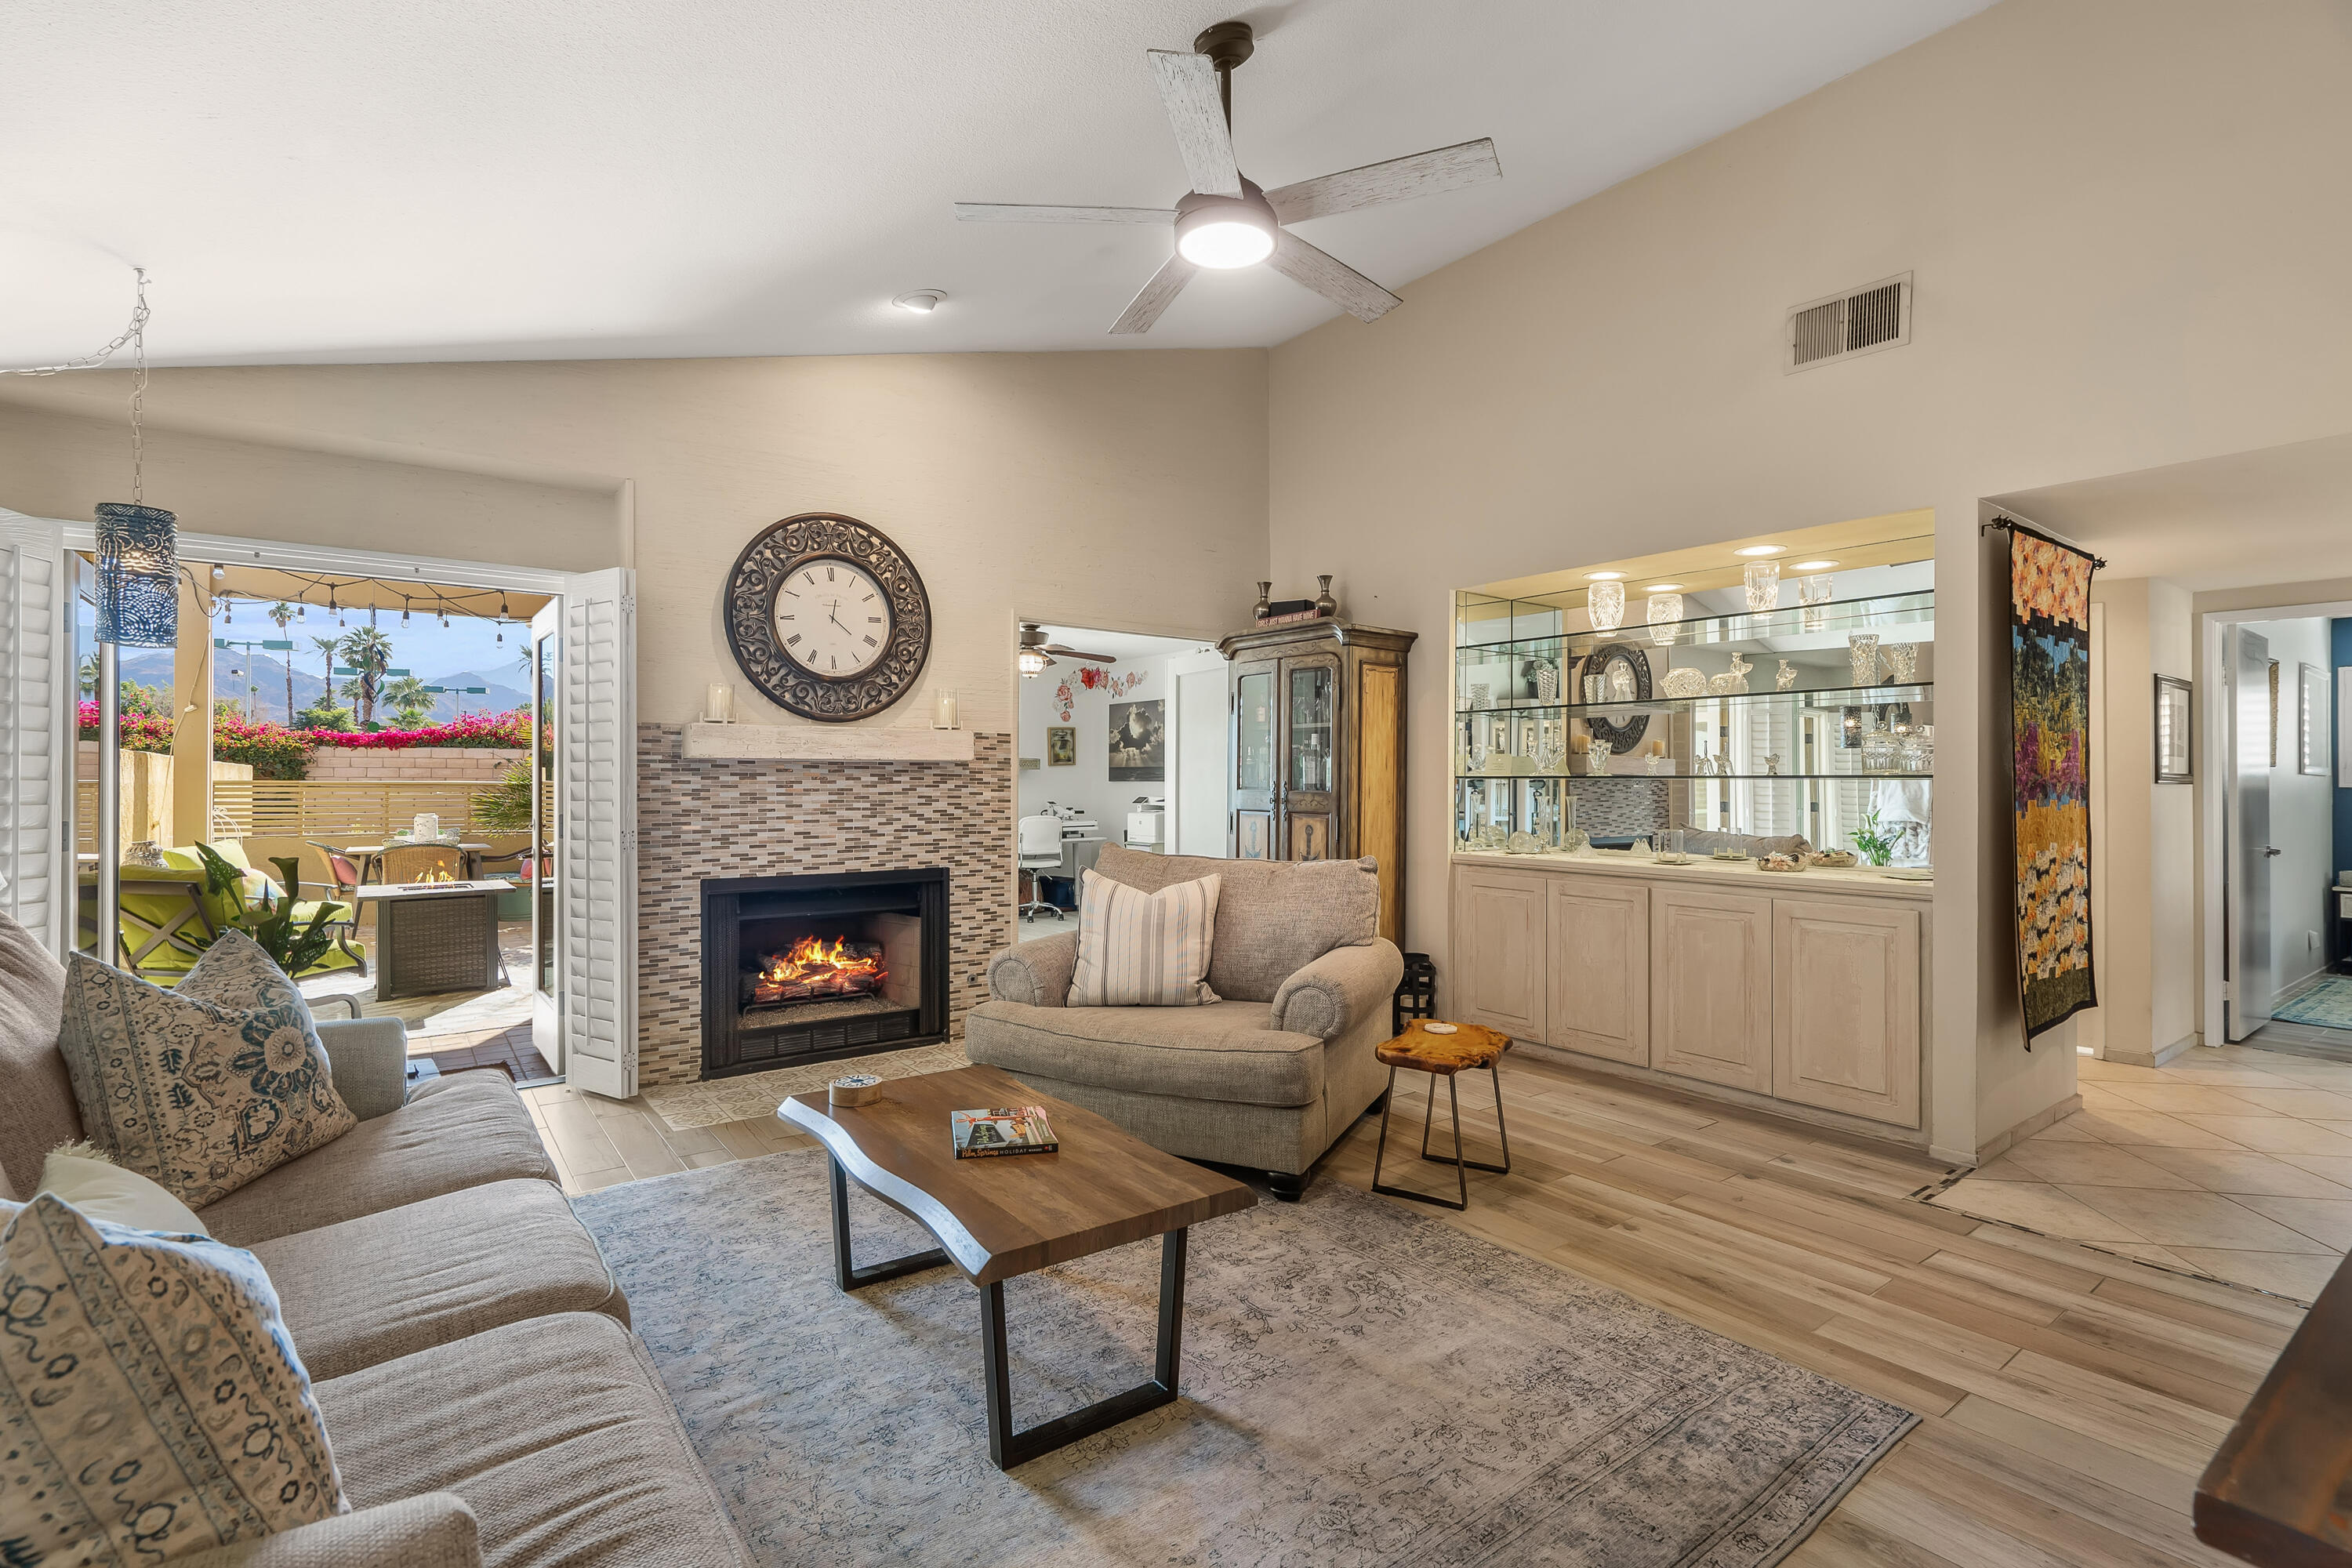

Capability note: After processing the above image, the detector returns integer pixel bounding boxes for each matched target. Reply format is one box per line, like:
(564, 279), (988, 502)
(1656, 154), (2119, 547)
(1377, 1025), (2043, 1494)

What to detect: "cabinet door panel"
(1452, 868), (1545, 1040)
(1650, 888), (1773, 1093)
(1546, 879), (1649, 1065)
(1773, 898), (1922, 1127)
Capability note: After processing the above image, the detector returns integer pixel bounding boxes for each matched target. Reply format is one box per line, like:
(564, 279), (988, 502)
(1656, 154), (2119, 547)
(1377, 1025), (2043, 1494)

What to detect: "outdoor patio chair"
(379, 843), (466, 884)
(162, 844), (368, 978)
(77, 865), (216, 980)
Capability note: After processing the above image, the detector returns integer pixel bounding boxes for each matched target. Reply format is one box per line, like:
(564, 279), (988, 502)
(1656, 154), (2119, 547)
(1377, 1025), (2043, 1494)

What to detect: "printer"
(1123, 795), (1167, 851)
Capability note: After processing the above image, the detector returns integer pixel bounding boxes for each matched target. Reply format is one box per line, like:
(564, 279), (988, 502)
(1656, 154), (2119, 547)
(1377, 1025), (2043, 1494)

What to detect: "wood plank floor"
(524, 1048), (2283, 1566)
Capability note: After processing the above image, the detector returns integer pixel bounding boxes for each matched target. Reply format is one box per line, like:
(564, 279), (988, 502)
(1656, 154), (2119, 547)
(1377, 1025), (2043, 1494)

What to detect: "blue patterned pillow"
(58, 931), (356, 1209)
(0, 1193), (347, 1562)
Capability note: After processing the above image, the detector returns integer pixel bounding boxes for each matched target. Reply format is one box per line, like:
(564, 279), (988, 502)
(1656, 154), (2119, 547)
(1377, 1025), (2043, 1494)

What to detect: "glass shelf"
(1457, 681), (1931, 719)
(1456, 589), (1934, 661)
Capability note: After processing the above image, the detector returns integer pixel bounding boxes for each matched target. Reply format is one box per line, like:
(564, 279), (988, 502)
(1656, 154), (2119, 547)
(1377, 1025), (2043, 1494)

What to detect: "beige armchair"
(967, 844), (1403, 1200)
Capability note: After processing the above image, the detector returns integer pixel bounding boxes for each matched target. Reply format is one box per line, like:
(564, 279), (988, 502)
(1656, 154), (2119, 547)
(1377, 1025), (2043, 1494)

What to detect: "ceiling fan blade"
(1147, 50), (1242, 197)
(1265, 138), (1501, 224)
(1266, 230), (1402, 323)
(1109, 252), (1197, 335)
(955, 203), (1177, 224)
(1044, 646), (1119, 663)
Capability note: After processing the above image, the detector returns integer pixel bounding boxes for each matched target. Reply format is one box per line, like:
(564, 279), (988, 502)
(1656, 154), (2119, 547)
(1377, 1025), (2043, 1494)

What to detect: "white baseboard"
(2105, 1030), (2201, 1069)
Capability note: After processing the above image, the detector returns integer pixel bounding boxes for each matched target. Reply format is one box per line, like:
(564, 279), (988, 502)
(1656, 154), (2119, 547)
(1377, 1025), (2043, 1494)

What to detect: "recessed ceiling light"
(1733, 544), (1785, 557)
(1582, 571), (1627, 581)
(1790, 559), (1838, 571)
(1644, 583), (1683, 592)
(892, 290), (947, 314)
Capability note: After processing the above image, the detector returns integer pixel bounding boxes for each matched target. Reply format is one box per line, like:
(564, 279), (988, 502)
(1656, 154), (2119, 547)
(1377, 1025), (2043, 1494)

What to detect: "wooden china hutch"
(1218, 618), (1415, 942)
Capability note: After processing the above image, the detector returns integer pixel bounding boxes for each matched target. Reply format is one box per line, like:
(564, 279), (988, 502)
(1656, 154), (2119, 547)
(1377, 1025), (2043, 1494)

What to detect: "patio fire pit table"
(353, 880), (509, 1000)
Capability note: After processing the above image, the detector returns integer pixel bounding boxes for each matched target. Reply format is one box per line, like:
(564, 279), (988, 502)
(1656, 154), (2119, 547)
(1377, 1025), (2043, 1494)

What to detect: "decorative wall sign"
(1108, 699), (1165, 782)
(722, 514), (931, 722)
(2008, 525), (2099, 1043)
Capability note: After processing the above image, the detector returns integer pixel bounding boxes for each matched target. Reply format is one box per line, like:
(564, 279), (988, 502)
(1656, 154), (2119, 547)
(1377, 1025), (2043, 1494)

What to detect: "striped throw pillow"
(1067, 869), (1221, 1007)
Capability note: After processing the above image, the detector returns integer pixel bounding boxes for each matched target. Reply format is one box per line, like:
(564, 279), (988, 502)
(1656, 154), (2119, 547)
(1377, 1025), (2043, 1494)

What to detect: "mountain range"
(111, 649), (530, 727)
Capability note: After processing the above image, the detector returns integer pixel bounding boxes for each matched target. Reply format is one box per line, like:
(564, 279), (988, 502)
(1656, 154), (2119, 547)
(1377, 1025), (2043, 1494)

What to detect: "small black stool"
(1369, 1020), (1511, 1211)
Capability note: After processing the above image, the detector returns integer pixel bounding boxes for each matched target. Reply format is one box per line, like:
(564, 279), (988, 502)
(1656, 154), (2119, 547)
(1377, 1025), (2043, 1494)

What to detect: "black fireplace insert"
(699, 868), (949, 1079)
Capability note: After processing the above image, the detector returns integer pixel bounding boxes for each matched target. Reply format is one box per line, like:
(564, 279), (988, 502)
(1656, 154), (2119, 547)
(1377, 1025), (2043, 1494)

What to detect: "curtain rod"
(1980, 513), (2107, 569)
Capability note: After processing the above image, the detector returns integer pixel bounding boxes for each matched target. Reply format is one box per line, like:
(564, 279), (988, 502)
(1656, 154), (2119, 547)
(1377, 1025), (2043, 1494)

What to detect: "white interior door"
(559, 569), (637, 1098)
(528, 599), (562, 1075)
(0, 511), (66, 955)
(2227, 625), (2275, 1040)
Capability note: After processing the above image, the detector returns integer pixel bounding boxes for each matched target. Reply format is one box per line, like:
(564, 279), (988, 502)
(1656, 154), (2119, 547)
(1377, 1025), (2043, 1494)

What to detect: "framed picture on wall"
(1045, 726), (1076, 766)
(2154, 674), (2191, 784)
(2303, 662), (2331, 775)
(2269, 659), (2281, 768)
(1108, 699), (1165, 782)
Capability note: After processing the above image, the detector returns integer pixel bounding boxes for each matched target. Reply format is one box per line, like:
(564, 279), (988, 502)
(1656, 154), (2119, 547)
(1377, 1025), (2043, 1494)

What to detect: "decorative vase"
(1588, 580), (1624, 631)
(1862, 729), (1898, 775)
(1529, 659), (1559, 700)
(1584, 739), (1613, 775)
(1776, 659), (1798, 691)
(1581, 670), (1603, 703)
(1646, 593), (1682, 645)
(1468, 681), (1491, 711)
(1314, 575), (1338, 618)
(1848, 633), (1881, 687)
(1744, 561), (1783, 613)
(1883, 641), (1918, 683)
(1254, 581), (1272, 619)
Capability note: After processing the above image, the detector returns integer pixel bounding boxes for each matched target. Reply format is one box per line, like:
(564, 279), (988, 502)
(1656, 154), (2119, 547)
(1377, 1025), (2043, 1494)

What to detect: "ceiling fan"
(1018, 622), (1120, 677)
(956, 20), (1501, 335)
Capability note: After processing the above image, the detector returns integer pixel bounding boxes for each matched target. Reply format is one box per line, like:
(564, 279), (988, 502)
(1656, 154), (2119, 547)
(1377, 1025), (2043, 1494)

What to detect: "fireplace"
(699, 868), (949, 1078)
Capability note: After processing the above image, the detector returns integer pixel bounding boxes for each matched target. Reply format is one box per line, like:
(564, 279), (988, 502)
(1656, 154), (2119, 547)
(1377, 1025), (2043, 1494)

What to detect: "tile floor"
(1930, 1039), (2352, 1301)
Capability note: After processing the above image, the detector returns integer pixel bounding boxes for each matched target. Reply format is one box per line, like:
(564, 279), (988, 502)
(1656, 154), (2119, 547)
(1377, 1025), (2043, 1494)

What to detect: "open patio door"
(557, 568), (637, 1098)
(0, 511), (67, 956)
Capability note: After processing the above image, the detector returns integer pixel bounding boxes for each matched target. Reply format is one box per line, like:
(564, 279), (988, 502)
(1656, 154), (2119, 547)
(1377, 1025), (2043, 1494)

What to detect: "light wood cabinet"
(1219, 620), (1416, 942)
(1446, 856), (1930, 1144)
(1545, 878), (1649, 1065)
(1650, 887), (1774, 1094)
(1452, 866), (1547, 1040)
(1773, 898), (1922, 1127)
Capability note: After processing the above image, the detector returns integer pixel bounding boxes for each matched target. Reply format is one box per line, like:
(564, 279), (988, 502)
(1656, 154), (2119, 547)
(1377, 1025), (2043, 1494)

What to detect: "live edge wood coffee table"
(779, 1064), (1256, 1470)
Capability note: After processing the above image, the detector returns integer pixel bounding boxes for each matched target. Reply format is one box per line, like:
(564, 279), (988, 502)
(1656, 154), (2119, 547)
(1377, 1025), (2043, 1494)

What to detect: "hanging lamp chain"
(0, 266), (152, 501)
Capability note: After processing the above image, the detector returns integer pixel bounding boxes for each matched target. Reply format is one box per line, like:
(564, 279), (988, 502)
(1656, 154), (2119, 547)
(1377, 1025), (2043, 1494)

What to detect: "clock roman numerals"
(862, 634), (878, 647)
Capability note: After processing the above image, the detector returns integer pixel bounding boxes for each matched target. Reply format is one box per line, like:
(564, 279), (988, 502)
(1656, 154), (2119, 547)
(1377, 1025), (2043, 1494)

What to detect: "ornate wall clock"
(1577, 642), (1653, 753)
(723, 514), (932, 722)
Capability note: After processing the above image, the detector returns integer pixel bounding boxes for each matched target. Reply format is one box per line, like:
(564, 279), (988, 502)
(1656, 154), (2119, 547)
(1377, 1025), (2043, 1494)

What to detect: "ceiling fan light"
(1018, 648), (1050, 677)
(1174, 184), (1277, 269)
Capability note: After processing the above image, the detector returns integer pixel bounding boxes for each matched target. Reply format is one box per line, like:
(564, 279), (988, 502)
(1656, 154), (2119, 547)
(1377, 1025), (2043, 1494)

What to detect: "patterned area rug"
(575, 1154), (1915, 1566)
(637, 1040), (969, 1128)
(2276, 975), (2352, 1030)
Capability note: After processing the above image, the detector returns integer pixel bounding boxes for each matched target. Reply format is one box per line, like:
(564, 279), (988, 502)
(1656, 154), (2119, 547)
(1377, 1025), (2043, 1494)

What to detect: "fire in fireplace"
(745, 935), (887, 1011)
(701, 868), (949, 1079)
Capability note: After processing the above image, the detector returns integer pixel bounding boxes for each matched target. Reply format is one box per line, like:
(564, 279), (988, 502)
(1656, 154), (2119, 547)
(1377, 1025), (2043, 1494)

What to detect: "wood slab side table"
(1370, 1020), (1512, 1211)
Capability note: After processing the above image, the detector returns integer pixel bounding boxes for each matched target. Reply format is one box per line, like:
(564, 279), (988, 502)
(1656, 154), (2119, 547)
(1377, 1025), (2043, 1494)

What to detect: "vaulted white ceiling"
(3, 0), (1991, 366)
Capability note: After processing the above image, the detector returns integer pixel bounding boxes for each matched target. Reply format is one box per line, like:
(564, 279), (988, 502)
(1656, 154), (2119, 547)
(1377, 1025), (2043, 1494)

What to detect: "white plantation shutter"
(560, 568), (637, 1099)
(0, 511), (66, 955)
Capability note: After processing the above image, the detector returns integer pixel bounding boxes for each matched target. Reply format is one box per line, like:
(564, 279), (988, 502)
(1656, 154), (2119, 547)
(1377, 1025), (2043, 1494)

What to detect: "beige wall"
(0, 350), (1270, 737)
(1265, 0), (2352, 1156)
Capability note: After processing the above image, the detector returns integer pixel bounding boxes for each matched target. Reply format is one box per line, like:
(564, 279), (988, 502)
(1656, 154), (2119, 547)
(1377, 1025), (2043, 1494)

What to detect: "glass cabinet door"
(1287, 664), (1334, 793)
(1232, 667), (1276, 858)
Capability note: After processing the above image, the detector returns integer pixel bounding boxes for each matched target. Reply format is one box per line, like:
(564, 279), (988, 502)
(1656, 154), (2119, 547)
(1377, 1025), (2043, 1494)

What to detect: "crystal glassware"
(1848, 633), (1881, 687)
(1743, 561), (1782, 613)
(1584, 738), (1613, 775)
(1582, 670), (1603, 703)
(1646, 593), (1682, 645)
(1588, 579), (1625, 631)
(1798, 573), (1834, 633)
(1862, 729), (1898, 775)
(1882, 641), (1918, 684)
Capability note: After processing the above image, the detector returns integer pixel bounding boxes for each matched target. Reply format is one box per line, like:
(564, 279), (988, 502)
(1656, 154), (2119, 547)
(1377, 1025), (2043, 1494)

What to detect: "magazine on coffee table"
(951, 1105), (1061, 1159)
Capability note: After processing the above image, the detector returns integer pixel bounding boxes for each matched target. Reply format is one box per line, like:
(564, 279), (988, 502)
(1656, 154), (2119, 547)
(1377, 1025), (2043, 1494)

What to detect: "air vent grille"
(1785, 273), (1912, 373)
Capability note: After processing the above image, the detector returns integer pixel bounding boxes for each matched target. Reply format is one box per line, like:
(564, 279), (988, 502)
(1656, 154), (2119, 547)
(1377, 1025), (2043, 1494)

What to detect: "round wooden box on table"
(1368, 1021), (1512, 1211)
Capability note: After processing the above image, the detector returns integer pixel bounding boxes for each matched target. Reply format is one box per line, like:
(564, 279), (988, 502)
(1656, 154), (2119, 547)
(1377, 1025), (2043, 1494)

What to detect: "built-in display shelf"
(677, 722), (975, 763)
(1462, 681), (1931, 717)
(1458, 769), (1934, 782)
(1455, 589), (1935, 660)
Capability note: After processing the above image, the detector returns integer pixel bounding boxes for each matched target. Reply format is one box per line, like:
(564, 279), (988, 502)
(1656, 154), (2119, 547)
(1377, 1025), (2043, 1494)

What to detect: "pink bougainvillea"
(303, 710), (535, 750)
(77, 700), (176, 754)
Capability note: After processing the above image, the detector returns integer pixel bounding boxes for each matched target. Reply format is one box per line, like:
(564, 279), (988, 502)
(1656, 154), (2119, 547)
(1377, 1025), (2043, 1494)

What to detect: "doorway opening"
(1012, 622), (1225, 942)
(64, 539), (578, 1087)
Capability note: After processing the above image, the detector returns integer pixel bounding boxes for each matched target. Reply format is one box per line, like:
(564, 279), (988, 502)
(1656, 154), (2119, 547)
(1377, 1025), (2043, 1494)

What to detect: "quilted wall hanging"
(2006, 521), (2100, 1043)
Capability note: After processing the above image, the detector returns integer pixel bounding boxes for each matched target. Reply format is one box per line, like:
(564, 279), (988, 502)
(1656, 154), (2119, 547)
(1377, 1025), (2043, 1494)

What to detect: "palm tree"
(310, 637), (342, 723)
(336, 626), (395, 725)
(383, 674), (435, 727)
(267, 602), (297, 723)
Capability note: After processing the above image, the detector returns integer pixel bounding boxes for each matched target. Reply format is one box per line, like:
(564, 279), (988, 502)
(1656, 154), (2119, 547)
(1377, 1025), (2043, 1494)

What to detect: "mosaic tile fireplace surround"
(635, 724), (1011, 1087)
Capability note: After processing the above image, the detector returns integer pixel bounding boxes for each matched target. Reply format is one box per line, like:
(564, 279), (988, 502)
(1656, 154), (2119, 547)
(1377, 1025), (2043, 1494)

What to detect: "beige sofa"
(967, 844), (1403, 1200)
(0, 913), (752, 1568)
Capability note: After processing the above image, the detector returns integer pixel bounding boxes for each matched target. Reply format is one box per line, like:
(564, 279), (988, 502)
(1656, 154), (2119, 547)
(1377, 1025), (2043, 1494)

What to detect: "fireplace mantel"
(677, 722), (975, 763)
